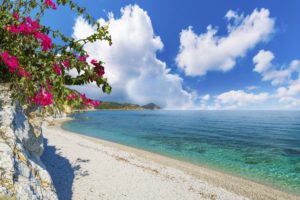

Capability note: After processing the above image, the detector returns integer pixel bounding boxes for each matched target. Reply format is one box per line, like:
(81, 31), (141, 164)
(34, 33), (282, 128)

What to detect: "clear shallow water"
(62, 110), (300, 194)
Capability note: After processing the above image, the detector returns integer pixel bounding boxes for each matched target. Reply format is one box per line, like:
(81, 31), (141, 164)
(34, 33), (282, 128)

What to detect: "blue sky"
(43, 0), (300, 109)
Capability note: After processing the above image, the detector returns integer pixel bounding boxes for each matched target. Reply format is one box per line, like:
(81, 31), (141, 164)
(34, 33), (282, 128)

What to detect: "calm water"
(62, 110), (300, 194)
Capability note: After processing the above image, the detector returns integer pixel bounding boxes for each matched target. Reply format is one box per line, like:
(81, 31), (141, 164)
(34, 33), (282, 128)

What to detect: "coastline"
(42, 118), (300, 200)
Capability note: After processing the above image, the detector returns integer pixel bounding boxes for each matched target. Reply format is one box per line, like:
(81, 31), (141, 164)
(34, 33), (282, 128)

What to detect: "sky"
(43, 0), (300, 109)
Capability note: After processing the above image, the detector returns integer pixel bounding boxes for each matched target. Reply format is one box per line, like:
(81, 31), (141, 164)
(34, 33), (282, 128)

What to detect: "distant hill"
(95, 102), (143, 110)
(142, 103), (161, 110)
(94, 102), (161, 110)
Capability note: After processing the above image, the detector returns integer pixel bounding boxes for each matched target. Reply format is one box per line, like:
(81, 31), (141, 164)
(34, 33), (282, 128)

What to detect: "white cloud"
(253, 50), (300, 85)
(278, 96), (300, 108)
(253, 50), (274, 73)
(201, 94), (210, 101)
(215, 90), (269, 108)
(276, 80), (300, 108)
(246, 85), (259, 91)
(253, 50), (300, 108)
(71, 4), (196, 109)
(277, 79), (300, 98)
(176, 8), (275, 76)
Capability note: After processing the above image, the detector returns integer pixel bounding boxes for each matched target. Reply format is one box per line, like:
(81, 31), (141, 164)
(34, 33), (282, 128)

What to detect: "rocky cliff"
(0, 85), (57, 200)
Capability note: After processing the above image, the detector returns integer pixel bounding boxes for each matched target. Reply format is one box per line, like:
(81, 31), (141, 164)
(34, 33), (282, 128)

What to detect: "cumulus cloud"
(276, 81), (300, 108)
(71, 4), (196, 109)
(278, 96), (300, 108)
(276, 79), (300, 98)
(215, 90), (269, 108)
(253, 50), (300, 108)
(176, 8), (275, 76)
(253, 50), (274, 73)
(253, 50), (300, 85)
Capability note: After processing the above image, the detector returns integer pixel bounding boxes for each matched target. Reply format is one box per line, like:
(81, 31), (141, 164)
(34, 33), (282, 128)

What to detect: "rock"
(0, 84), (58, 200)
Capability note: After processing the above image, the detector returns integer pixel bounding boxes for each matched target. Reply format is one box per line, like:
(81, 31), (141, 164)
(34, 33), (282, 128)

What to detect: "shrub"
(0, 0), (112, 112)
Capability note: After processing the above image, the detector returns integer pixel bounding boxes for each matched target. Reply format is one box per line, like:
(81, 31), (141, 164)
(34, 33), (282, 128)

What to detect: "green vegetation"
(93, 102), (161, 110)
(0, 0), (111, 113)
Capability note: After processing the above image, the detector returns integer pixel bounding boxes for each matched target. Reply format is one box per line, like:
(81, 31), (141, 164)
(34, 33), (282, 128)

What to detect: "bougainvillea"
(0, 0), (112, 112)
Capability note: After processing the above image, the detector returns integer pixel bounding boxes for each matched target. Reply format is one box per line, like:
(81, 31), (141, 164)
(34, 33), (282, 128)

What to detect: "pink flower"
(90, 100), (101, 107)
(67, 93), (78, 101)
(91, 59), (98, 65)
(17, 66), (31, 79)
(94, 65), (105, 77)
(44, 0), (57, 10)
(34, 32), (52, 51)
(24, 17), (40, 32)
(32, 89), (53, 106)
(18, 23), (29, 34)
(78, 55), (89, 62)
(7, 17), (40, 35)
(90, 59), (105, 77)
(83, 101), (90, 106)
(80, 94), (87, 100)
(62, 60), (70, 68)
(1, 52), (9, 61)
(7, 17), (49, 51)
(53, 63), (61, 75)
(79, 93), (101, 107)
(31, 20), (40, 30)
(25, 17), (33, 24)
(1, 52), (19, 72)
(13, 12), (19, 21)
(66, 95), (73, 100)
(17, 66), (25, 77)
(40, 34), (52, 50)
(8, 25), (20, 33)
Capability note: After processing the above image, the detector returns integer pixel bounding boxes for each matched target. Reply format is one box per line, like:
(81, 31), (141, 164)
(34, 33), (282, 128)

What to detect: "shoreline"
(43, 118), (300, 200)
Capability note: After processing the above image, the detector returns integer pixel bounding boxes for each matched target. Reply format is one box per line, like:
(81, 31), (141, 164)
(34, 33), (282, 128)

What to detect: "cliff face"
(0, 85), (57, 200)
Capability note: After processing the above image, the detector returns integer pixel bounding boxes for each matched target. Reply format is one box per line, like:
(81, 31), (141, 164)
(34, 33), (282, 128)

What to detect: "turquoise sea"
(62, 110), (300, 194)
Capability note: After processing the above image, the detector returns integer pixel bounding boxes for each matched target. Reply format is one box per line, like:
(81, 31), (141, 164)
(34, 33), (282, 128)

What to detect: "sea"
(62, 110), (300, 194)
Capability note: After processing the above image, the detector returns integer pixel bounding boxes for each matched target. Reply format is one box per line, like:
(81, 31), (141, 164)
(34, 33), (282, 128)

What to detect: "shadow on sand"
(41, 138), (90, 200)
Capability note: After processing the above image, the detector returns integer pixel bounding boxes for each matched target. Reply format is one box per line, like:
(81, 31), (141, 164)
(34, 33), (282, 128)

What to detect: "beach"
(41, 119), (300, 200)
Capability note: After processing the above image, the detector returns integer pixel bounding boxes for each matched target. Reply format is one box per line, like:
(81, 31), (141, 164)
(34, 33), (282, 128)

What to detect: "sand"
(41, 119), (300, 200)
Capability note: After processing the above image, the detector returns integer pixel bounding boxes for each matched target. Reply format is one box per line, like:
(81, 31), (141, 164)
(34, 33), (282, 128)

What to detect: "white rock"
(0, 84), (58, 200)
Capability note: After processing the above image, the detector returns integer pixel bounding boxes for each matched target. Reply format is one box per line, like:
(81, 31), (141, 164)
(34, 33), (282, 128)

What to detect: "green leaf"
(102, 84), (112, 94)
(53, 31), (58, 38)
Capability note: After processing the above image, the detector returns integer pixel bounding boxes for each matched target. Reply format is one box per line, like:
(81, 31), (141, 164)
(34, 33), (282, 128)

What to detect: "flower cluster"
(1, 52), (31, 78)
(31, 89), (53, 106)
(62, 60), (70, 68)
(81, 94), (101, 107)
(78, 55), (89, 62)
(1, 52), (18, 72)
(6, 16), (39, 35)
(5, 16), (52, 51)
(53, 63), (61, 75)
(13, 12), (19, 21)
(91, 59), (105, 77)
(0, 3), (112, 110)
(34, 32), (52, 51)
(66, 92), (78, 101)
(73, 54), (89, 62)
(66, 92), (100, 107)
(44, 0), (57, 10)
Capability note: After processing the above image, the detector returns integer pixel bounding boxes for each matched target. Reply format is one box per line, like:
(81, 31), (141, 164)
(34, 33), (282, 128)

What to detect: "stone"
(0, 84), (58, 200)
(16, 152), (27, 164)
